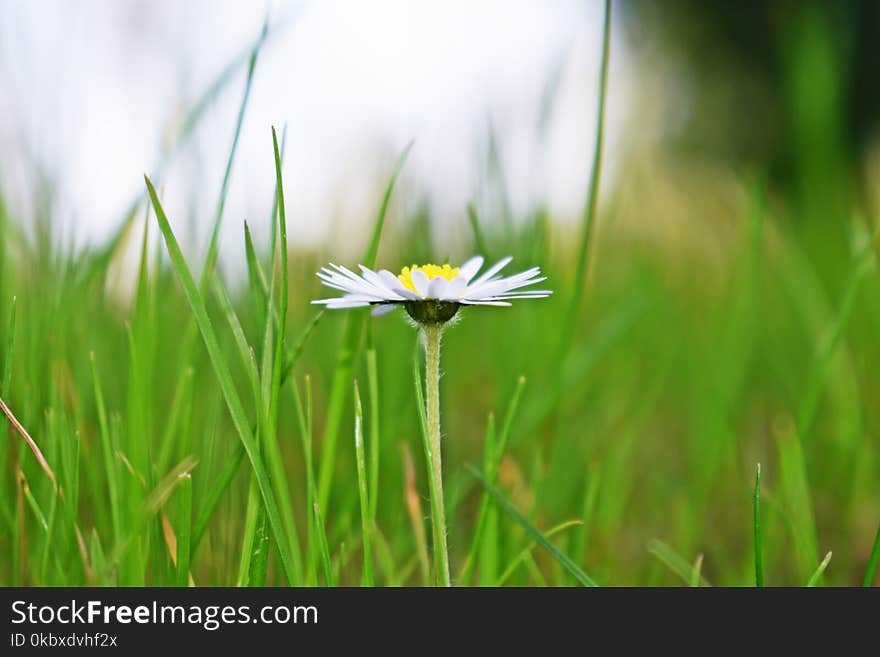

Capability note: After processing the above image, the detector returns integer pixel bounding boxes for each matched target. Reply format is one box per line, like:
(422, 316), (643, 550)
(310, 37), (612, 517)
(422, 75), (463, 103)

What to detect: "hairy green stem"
(422, 323), (450, 586)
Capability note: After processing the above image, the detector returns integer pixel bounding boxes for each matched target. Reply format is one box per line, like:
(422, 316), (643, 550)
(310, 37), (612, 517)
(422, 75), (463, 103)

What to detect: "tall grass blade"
(353, 381), (374, 585)
(558, 0), (611, 356)
(146, 175), (296, 584)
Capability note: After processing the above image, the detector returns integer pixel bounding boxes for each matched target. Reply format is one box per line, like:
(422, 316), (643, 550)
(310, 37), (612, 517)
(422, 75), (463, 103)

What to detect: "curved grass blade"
(460, 376), (526, 585)
(1, 396), (58, 493)
(202, 21), (268, 288)
(797, 242), (873, 440)
(806, 551), (833, 587)
(190, 444), (245, 555)
(467, 464), (597, 587)
(146, 175), (296, 584)
(106, 455), (198, 573)
(496, 519), (582, 586)
(648, 539), (712, 587)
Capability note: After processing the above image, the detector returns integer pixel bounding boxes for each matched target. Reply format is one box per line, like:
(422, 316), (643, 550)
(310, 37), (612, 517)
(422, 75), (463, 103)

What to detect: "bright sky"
(0, 0), (629, 262)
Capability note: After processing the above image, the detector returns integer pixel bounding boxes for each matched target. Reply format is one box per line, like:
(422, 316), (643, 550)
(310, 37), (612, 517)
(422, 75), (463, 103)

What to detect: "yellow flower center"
(397, 263), (460, 294)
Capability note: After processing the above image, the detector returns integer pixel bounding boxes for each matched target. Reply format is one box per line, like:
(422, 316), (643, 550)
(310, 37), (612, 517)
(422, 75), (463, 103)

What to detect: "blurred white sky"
(0, 0), (630, 262)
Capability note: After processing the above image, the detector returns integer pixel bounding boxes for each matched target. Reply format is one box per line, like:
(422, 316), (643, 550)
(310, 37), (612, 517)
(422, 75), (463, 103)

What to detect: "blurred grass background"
(1, 1), (880, 586)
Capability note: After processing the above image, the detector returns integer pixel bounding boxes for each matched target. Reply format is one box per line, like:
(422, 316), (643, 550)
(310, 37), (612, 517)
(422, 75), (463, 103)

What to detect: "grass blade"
(20, 473), (48, 532)
(558, 0), (611, 357)
(496, 519), (582, 586)
(175, 473), (192, 587)
(146, 175), (296, 584)
(353, 381), (374, 585)
(366, 327), (381, 524)
(461, 375), (526, 585)
(862, 523), (880, 587)
(401, 442), (431, 586)
(281, 309), (324, 383)
(690, 554), (705, 588)
(648, 539), (712, 587)
(202, 21), (268, 291)
(268, 126), (289, 425)
(806, 551), (832, 587)
(459, 412), (494, 585)
(90, 353), (122, 544)
(313, 502), (334, 586)
(292, 377), (318, 584)
(467, 465), (597, 587)
(190, 444), (245, 555)
(106, 455), (198, 573)
(797, 243), (872, 441)
(244, 221), (270, 337)
(776, 424), (820, 583)
(1, 396), (58, 493)
(754, 463), (764, 587)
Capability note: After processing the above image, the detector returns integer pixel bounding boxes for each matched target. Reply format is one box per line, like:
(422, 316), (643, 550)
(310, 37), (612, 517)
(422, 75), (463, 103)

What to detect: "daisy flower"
(312, 255), (552, 323)
(312, 255), (550, 586)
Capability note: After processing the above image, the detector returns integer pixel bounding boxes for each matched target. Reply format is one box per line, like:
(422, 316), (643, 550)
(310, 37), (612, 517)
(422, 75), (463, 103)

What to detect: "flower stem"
(422, 322), (451, 586)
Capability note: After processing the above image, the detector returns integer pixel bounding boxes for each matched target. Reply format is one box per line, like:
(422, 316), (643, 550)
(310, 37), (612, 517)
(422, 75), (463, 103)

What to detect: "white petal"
(378, 269), (403, 289)
(331, 263), (365, 283)
(458, 299), (512, 307)
(467, 272), (546, 299)
(317, 272), (360, 294)
(316, 279), (358, 294)
(467, 256), (513, 289)
(391, 287), (422, 300)
(313, 293), (382, 305)
(427, 277), (447, 299)
(410, 269), (430, 297)
(371, 304), (398, 316)
(320, 268), (375, 296)
(458, 256), (484, 283)
(471, 293), (553, 301)
(328, 263), (363, 285)
(359, 265), (403, 300)
(491, 291), (553, 299)
(442, 276), (467, 299)
(331, 263), (403, 300)
(325, 299), (372, 309)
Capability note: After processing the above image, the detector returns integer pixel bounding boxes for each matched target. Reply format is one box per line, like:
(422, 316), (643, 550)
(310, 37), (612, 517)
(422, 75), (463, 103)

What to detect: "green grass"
(2, 2), (880, 586)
